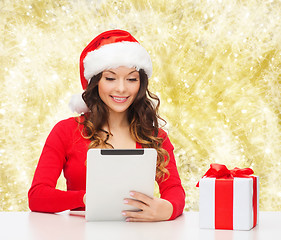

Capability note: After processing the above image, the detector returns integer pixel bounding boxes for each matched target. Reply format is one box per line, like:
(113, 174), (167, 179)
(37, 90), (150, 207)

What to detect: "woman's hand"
(122, 191), (173, 222)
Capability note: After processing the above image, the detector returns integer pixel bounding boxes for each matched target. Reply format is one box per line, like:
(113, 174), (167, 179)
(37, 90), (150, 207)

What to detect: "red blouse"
(28, 117), (185, 220)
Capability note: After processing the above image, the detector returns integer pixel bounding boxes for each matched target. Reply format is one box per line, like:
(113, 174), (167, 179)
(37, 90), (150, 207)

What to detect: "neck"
(104, 110), (129, 132)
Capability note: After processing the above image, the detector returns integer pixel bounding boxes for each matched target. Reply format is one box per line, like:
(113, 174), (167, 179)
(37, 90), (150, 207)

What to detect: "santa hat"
(69, 29), (153, 113)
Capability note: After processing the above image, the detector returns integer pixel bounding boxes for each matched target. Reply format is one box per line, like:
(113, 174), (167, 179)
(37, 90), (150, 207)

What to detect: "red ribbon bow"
(196, 163), (254, 187)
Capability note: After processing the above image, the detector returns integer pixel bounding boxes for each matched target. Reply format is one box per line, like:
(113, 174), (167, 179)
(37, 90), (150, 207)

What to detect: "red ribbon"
(196, 164), (254, 187)
(197, 164), (257, 230)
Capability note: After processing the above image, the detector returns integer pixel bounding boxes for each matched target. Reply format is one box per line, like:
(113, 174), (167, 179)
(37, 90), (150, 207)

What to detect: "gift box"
(197, 164), (259, 230)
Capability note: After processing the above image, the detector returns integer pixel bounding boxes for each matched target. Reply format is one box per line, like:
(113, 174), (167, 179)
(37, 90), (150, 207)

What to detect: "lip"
(110, 95), (129, 103)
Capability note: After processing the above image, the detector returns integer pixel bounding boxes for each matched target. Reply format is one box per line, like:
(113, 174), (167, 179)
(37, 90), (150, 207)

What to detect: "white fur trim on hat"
(83, 41), (152, 81)
(69, 93), (89, 114)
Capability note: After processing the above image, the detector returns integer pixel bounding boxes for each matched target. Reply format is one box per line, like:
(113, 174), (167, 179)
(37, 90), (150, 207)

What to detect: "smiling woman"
(28, 29), (186, 222)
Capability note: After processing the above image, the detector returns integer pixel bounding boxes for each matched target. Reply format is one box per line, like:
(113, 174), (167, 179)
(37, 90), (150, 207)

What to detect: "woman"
(28, 30), (185, 222)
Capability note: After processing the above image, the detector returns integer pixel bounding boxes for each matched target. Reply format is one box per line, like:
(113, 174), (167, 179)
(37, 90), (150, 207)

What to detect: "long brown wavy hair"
(78, 69), (170, 182)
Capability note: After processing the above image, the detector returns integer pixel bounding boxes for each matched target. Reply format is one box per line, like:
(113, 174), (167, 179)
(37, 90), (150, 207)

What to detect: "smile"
(110, 96), (129, 103)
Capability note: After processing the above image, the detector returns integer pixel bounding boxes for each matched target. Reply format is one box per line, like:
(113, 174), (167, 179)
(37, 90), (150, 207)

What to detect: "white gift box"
(199, 176), (259, 230)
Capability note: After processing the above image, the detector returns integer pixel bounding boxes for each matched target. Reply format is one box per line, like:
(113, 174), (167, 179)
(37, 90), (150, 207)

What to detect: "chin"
(109, 107), (129, 113)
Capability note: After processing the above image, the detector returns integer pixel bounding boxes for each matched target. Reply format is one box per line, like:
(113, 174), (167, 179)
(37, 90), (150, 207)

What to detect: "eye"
(105, 77), (115, 81)
(128, 78), (137, 82)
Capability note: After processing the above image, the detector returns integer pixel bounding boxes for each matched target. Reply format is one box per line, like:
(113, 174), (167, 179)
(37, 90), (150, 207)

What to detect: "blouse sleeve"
(28, 119), (85, 213)
(157, 129), (186, 220)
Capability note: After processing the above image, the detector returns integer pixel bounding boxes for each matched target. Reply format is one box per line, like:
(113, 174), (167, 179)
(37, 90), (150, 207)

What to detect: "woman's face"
(98, 66), (140, 114)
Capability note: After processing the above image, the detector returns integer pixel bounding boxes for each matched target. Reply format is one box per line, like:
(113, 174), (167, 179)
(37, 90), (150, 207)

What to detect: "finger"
(129, 191), (153, 206)
(124, 198), (148, 210)
(122, 209), (155, 222)
(122, 210), (146, 220)
(126, 217), (154, 222)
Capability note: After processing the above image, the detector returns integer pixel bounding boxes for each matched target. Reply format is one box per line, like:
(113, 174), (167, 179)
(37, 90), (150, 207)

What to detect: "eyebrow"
(104, 70), (138, 75)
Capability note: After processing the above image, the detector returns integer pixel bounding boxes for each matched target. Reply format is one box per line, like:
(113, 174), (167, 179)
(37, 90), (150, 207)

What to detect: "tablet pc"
(85, 148), (157, 221)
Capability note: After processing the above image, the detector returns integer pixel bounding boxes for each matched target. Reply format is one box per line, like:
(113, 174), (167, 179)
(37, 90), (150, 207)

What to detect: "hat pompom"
(69, 93), (89, 114)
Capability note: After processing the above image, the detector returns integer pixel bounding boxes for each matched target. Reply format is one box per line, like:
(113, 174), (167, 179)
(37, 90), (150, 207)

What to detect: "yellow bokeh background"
(1, 0), (280, 211)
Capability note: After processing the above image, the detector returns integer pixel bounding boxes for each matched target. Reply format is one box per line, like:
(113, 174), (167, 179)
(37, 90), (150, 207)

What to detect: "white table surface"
(0, 211), (280, 240)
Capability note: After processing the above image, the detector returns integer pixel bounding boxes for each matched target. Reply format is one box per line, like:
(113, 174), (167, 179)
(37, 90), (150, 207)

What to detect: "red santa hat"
(69, 29), (153, 113)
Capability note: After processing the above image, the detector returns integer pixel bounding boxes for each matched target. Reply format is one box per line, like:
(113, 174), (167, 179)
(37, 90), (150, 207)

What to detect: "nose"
(116, 78), (126, 93)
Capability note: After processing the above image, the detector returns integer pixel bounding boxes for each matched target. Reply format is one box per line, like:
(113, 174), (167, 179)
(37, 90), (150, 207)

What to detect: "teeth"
(113, 97), (127, 101)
